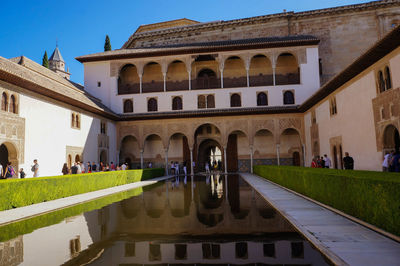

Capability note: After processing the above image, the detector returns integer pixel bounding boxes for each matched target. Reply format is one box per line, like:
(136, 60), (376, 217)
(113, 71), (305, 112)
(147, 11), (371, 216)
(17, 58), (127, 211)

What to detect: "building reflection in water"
(0, 175), (328, 265)
(73, 174), (328, 265)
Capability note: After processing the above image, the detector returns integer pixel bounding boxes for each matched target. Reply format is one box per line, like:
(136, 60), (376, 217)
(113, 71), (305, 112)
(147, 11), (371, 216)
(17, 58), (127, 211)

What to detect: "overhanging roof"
(76, 35), (319, 63)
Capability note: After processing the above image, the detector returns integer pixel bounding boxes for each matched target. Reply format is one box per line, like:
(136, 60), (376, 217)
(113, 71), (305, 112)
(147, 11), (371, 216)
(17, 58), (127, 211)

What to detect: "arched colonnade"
(117, 50), (303, 94)
(118, 117), (305, 174)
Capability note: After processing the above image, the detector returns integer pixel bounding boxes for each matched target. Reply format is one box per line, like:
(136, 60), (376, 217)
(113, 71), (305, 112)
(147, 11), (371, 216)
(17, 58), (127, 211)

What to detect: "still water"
(0, 175), (329, 265)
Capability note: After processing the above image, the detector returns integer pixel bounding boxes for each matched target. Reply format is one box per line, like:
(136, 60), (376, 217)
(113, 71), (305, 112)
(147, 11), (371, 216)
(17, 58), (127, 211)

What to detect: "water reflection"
(0, 175), (329, 266)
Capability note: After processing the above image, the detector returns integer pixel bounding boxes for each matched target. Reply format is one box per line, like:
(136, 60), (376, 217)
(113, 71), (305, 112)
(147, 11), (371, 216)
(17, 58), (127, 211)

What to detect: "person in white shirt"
(121, 163), (127, 170)
(0, 164), (3, 178)
(382, 151), (390, 172)
(324, 154), (331, 168)
(76, 162), (82, 174)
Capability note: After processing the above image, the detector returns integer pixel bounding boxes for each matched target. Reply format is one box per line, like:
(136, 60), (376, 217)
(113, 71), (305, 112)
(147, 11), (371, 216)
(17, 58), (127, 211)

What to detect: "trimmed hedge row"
(253, 165), (400, 236)
(0, 168), (164, 211)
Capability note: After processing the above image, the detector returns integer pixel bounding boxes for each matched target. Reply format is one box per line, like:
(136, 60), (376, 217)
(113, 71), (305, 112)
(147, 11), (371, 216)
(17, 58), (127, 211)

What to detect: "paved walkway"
(0, 175), (172, 226)
(240, 173), (400, 266)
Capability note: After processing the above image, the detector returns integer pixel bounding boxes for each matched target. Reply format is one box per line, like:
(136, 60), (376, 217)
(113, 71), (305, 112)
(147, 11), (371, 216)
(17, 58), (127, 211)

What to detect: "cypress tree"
(42, 51), (49, 68)
(104, 35), (112, 51)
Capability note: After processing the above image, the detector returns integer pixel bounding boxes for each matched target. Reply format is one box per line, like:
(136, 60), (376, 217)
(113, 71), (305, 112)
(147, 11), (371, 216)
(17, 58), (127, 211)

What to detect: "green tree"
(42, 51), (49, 68)
(104, 35), (112, 51)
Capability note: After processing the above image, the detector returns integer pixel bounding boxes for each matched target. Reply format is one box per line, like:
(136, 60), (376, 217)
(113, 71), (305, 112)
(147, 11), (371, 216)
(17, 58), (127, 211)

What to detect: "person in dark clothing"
(19, 168), (25, 178)
(71, 163), (78, 174)
(343, 152), (354, 170)
(391, 151), (400, 172)
(62, 163), (69, 175)
(92, 162), (97, 172)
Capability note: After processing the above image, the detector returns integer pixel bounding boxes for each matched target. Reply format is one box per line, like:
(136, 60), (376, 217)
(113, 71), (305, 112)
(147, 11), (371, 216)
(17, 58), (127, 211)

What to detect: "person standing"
(32, 159), (39, 177)
(87, 162), (92, 173)
(4, 162), (15, 178)
(0, 163), (3, 178)
(382, 152), (390, 172)
(343, 152), (354, 170)
(62, 163), (69, 175)
(121, 163), (127, 171)
(311, 157), (318, 168)
(80, 162), (85, 173)
(183, 161), (187, 176)
(92, 162), (97, 172)
(19, 168), (25, 178)
(76, 161), (82, 174)
(324, 154), (331, 168)
(71, 163), (78, 174)
(205, 162), (210, 173)
(391, 151), (400, 172)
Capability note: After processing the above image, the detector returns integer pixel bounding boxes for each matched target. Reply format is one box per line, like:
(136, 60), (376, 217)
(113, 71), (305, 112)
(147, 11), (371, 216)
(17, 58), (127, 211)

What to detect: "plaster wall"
(17, 93), (116, 177)
(305, 73), (380, 170)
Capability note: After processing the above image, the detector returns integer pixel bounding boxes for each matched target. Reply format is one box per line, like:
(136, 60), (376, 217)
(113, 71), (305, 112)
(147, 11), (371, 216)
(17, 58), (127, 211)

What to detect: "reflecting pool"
(0, 175), (329, 265)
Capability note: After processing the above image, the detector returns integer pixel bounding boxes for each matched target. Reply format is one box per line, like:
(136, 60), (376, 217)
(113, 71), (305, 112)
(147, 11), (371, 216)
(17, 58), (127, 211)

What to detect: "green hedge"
(0, 168), (164, 211)
(0, 186), (145, 242)
(253, 165), (400, 236)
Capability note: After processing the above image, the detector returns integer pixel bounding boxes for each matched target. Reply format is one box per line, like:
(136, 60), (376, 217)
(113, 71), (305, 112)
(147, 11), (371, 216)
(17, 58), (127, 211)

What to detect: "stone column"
(246, 68), (250, 87)
(190, 148), (194, 176)
(139, 75), (143, 94)
(250, 145), (254, 173)
(276, 144), (280, 166)
(140, 149), (144, 169)
(165, 149), (169, 175)
(272, 66), (276, 86)
(163, 72), (167, 92)
(220, 69), (224, 88)
(225, 174), (228, 200)
(188, 70), (191, 90)
(224, 147), (228, 174)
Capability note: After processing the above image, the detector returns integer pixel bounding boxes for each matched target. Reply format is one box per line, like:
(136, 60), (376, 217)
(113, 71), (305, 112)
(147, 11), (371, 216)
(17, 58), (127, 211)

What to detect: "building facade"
(1, 0), (400, 176)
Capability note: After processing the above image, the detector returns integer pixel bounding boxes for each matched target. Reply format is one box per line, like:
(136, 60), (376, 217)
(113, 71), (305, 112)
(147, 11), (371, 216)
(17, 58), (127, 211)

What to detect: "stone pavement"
(240, 173), (400, 266)
(0, 175), (172, 226)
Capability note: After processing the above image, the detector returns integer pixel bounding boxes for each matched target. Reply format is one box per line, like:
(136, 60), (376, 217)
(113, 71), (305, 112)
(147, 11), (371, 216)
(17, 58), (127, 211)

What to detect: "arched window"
(10, 95), (16, 114)
(75, 114), (80, 128)
(71, 113), (75, 127)
(147, 98), (158, 112)
(172, 96), (183, 110)
(378, 71), (386, 93)
(385, 66), (392, 90)
(123, 99), (133, 113)
(197, 68), (218, 90)
(230, 93), (241, 107)
(206, 95), (215, 108)
(283, 91), (295, 105)
(257, 92), (268, 106)
(198, 95), (206, 109)
(1, 92), (8, 111)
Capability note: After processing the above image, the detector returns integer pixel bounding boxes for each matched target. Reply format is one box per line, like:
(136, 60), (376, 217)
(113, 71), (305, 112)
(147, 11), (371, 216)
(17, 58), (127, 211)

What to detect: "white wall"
(18, 93), (116, 177)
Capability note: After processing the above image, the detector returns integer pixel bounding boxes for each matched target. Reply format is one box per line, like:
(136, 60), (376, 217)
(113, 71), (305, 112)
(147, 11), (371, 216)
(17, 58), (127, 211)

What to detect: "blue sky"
(0, 0), (372, 84)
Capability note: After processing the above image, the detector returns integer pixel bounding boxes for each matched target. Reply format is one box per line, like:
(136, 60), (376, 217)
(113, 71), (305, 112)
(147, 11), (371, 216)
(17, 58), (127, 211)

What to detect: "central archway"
(197, 139), (223, 172)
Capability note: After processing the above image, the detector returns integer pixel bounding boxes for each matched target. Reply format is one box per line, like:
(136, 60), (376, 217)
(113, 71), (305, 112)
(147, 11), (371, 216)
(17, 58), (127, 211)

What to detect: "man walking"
(324, 154), (331, 168)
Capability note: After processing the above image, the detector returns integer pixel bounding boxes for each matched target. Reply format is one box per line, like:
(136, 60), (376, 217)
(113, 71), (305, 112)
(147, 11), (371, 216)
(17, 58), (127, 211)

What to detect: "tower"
(49, 46), (70, 80)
